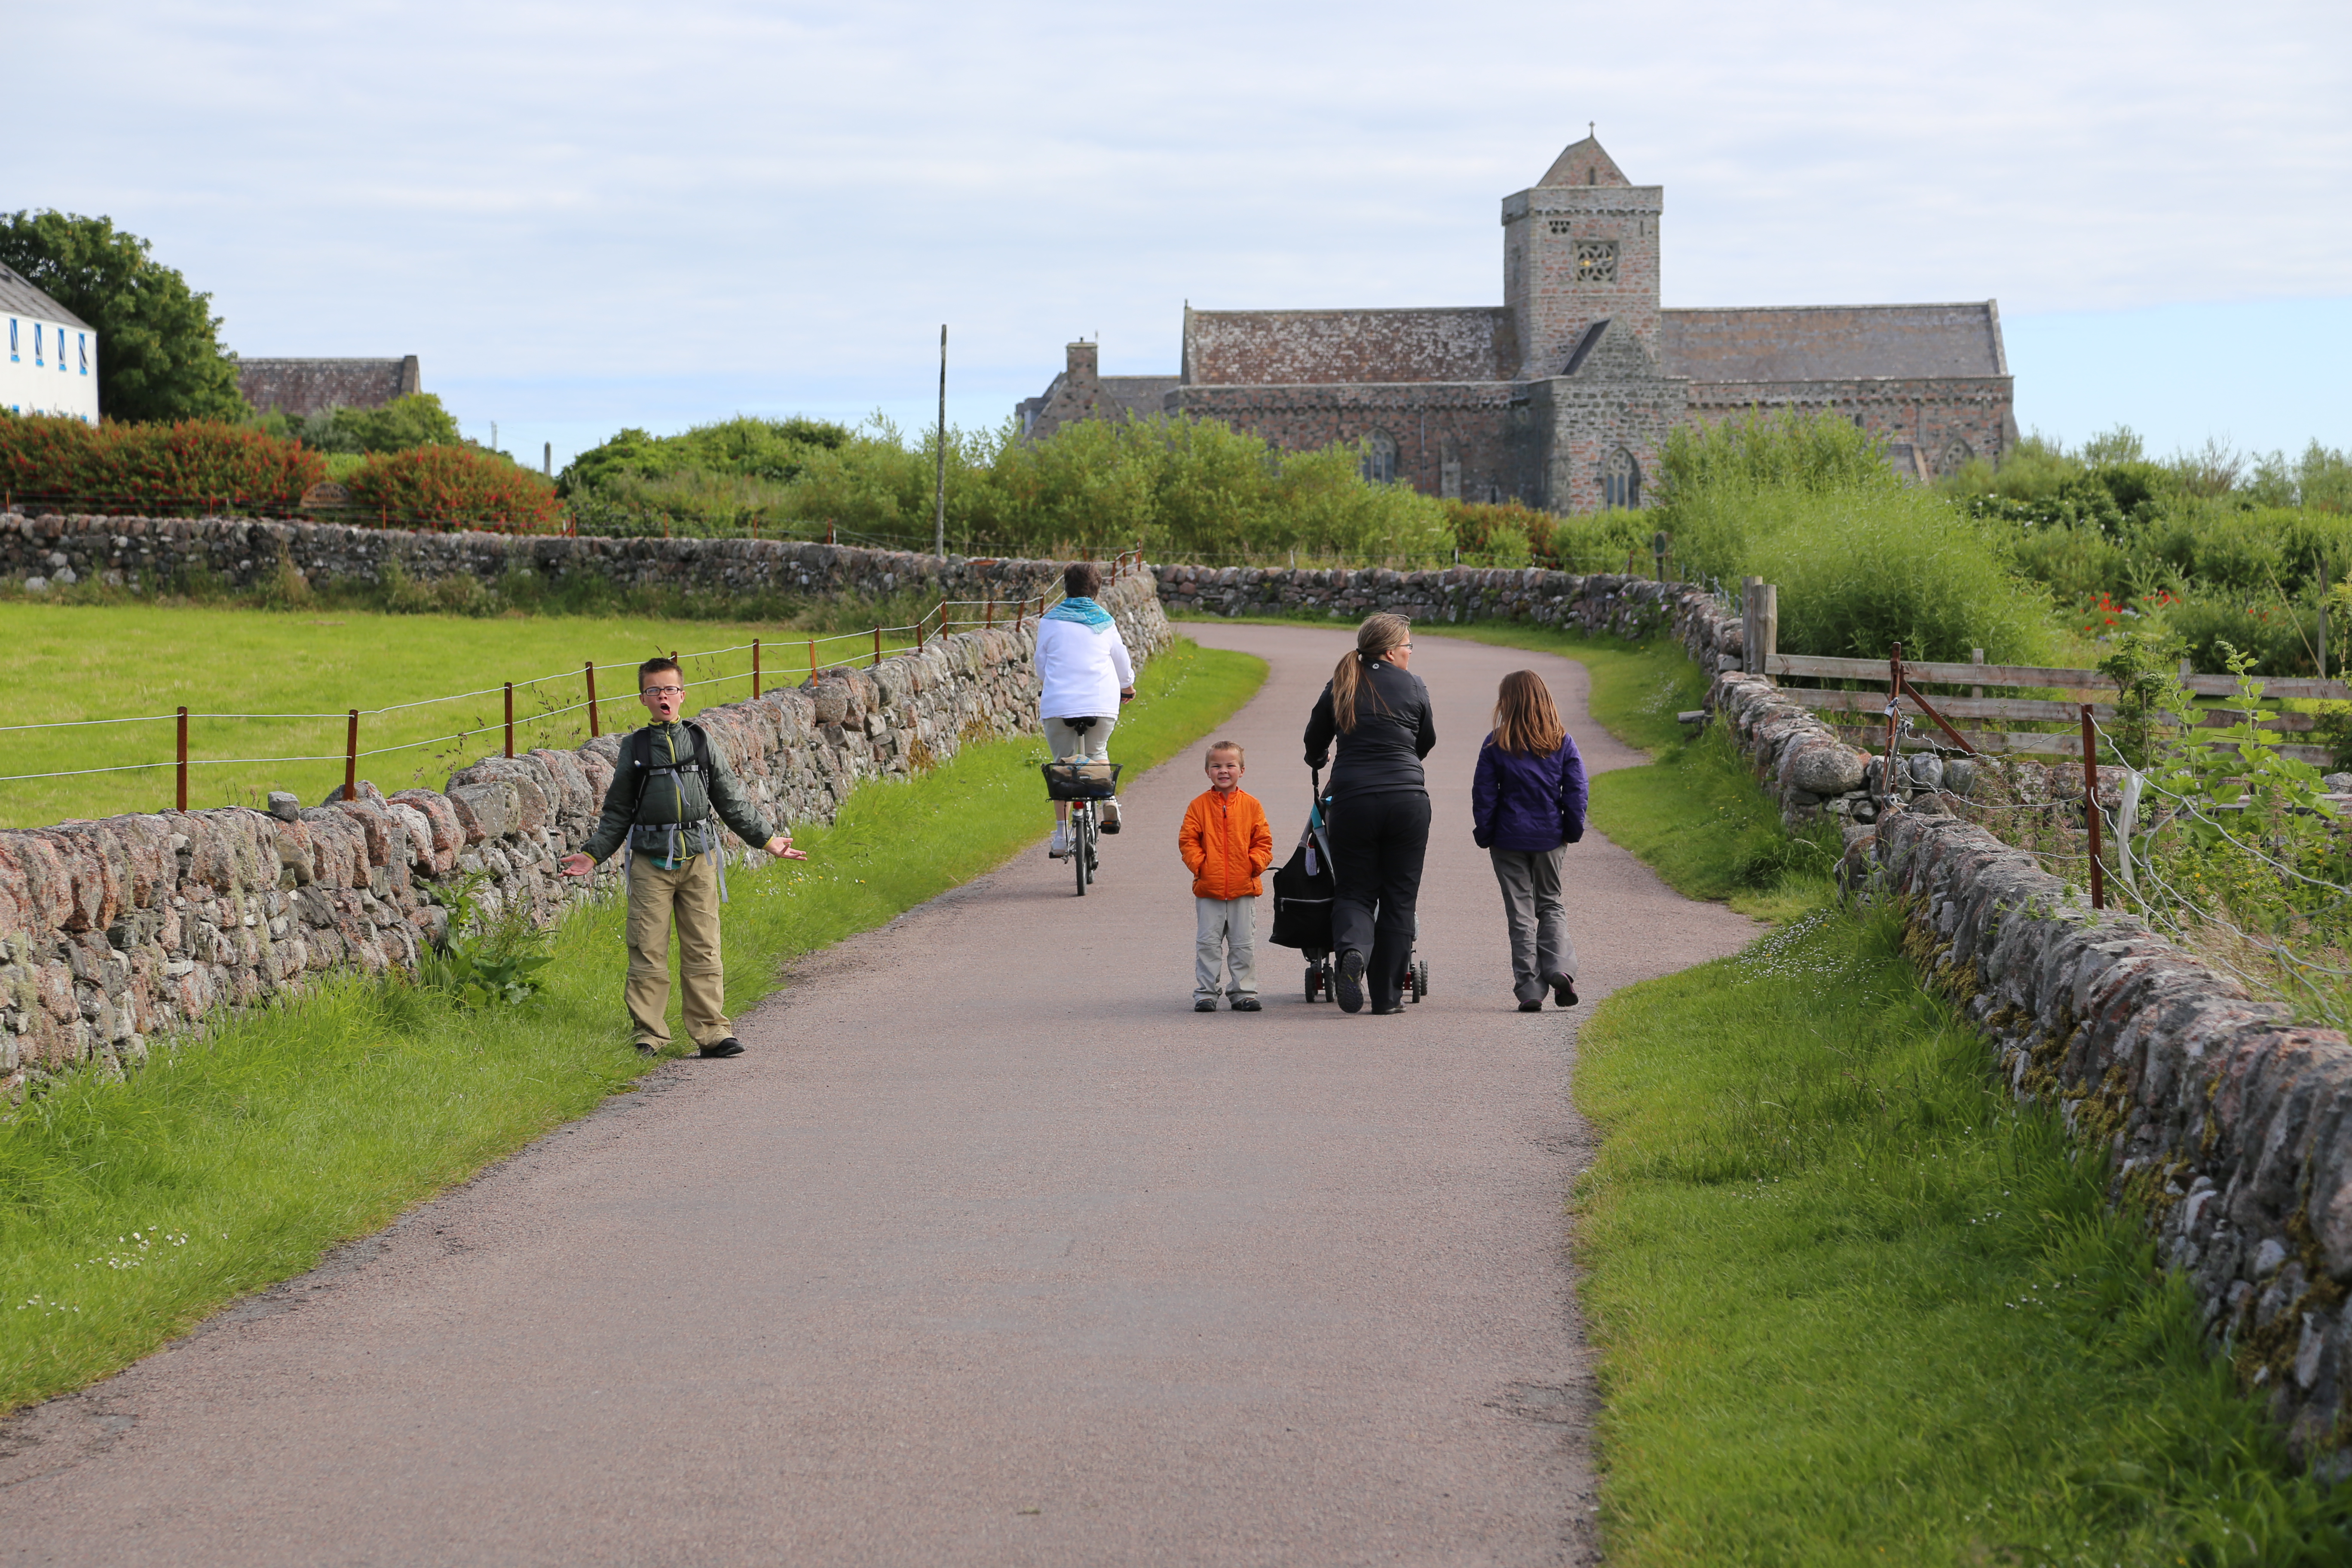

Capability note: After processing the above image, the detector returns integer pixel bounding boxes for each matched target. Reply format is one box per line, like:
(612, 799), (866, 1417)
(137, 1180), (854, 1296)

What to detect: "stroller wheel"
(1305, 967), (1321, 1002)
(1412, 958), (1430, 1002)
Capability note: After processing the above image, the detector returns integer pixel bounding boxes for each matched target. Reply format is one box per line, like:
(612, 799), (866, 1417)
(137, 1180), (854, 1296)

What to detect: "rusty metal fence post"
(872, 626), (882, 668)
(585, 662), (600, 737)
(343, 710), (359, 802)
(504, 683), (515, 759)
(176, 707), (188, 811)
(752, 639), (762, 699)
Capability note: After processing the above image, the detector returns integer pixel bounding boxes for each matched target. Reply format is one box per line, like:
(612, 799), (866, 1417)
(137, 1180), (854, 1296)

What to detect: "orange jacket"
(1179, 787), (1274, 901)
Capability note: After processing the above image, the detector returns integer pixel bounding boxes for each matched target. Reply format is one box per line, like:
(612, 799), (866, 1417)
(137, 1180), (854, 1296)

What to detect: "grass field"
(0, 635), (1267, 1413)
(0, 603), (926, 828)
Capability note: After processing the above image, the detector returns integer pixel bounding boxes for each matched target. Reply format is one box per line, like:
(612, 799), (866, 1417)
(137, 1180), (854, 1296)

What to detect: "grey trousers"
(1195, 895), (1258, 1002)
(1489, 846), (1576, 1004)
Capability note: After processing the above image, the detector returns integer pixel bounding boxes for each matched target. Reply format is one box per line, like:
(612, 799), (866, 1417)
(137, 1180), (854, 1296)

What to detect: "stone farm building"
(238, 355), (422, 419)
(1017, 135), (2016, 512)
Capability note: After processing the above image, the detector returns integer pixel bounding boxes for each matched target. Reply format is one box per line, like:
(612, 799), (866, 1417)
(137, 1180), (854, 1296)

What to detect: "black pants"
(1328, 790), (1430, 1010)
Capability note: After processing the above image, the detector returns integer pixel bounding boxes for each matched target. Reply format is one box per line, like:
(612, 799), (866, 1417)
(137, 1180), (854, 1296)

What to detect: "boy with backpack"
(1179, 740), (1273, 1012)
(559, 656), (804, 1057)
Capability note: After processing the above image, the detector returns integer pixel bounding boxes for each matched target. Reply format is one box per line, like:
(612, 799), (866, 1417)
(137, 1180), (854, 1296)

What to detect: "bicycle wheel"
(1073, 806), (1091, 896)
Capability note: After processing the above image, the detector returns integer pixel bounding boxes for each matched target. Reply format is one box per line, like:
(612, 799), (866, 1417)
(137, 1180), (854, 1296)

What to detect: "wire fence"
(1, 551), (1140, 815)
(1880, 678), (2352, 1034)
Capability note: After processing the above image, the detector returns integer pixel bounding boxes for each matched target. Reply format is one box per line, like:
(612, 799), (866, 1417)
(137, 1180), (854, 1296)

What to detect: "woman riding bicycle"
(1035, 560), (1136, 859)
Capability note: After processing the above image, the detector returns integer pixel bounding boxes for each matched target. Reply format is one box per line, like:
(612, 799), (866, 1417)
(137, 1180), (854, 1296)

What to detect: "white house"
(0, 263), (98, 423)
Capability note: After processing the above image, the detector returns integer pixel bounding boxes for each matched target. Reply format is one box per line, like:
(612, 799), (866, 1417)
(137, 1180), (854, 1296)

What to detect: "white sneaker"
(1049, 825), (1070, 858)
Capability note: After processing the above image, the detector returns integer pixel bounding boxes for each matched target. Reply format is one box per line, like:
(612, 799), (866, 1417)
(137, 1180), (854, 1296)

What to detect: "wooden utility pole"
(934, 325), (949, 559)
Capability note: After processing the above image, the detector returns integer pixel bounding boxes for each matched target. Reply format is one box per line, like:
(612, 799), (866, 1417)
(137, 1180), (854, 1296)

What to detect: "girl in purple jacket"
(1470, 671), (1589, 1012)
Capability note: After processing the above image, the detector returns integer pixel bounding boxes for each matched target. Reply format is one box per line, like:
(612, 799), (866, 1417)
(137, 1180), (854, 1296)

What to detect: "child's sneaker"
(1194, 998), (1217, 1012)
(1048, 825), (1070, 858)
(1231, 996), (1262, 1011)
(1099, 797), (1122, 834)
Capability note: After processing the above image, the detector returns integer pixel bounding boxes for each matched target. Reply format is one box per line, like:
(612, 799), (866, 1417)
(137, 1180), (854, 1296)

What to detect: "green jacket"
(583, 721), (773, 864)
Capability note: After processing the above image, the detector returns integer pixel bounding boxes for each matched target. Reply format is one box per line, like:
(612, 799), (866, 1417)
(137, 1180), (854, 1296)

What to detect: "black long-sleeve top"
(1304, 660), (1436, 799)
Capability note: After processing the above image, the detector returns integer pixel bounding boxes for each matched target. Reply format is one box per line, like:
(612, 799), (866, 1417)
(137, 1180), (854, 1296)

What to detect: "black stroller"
(1268, 769), (1427, 1004)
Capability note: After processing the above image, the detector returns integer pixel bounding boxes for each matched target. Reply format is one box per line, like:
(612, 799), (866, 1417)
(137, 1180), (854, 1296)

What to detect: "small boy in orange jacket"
(1179, 740), (1274, 1012)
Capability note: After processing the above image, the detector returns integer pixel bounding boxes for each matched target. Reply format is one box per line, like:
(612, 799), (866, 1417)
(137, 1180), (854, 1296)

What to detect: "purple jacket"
(1470, 733), (1588, 852)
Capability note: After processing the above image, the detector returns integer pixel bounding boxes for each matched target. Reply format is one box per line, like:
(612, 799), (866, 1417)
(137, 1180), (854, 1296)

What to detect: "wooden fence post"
(807, 637), (817, 679)
(872, 626), (883, 668)
(752, 639), (762, 699)
(2082, 704), (2105, 910)
(1972, 648), (1986, 701)
(176, 707), (188, 812)
(504, 684), (515, 759)
(343, 710), (360, 802)
(1754, 582), (1777, 675)
(1884, 644), (1905, 797)
(585, 662), (600, 737)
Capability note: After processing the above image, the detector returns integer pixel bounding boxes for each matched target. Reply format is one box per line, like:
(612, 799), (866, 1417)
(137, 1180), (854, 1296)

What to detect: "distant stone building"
(238, 355), (421, 418)
(0, 264), (99, 423)
(1018, 135), (2016, 511)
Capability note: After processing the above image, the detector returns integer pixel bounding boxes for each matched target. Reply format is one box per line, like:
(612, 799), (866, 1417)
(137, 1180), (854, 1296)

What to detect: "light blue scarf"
(1044, 595), (1116, 630)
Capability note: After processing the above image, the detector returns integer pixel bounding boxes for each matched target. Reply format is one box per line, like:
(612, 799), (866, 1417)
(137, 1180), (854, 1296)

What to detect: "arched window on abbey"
(1602, 447), (1641, 510)
(1938, 439), (1975, 477)
(1361, 430), (1400, 485)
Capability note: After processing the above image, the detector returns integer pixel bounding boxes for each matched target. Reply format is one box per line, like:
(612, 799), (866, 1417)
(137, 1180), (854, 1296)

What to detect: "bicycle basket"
(1042, 760), (1122, 800)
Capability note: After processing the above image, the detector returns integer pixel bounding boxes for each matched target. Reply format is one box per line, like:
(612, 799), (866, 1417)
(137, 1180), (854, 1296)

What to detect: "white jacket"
(1035, 612), (1135, 720)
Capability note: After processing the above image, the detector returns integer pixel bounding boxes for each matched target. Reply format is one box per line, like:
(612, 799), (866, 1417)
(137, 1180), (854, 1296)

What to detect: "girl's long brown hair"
(1492, 670), (1566, 756)
(1329, 613), (1412, 732)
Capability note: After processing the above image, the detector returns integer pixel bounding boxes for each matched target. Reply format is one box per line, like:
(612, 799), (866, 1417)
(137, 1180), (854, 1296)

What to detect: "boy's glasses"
(641, 685), (685, 697)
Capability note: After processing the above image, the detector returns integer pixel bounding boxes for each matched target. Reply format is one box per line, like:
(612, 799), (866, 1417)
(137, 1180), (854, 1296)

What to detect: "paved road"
(0, 624), (1755, 1567)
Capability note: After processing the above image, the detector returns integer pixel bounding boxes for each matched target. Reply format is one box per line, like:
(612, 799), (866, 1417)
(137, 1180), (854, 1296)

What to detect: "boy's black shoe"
(1518, 998), (1544, 1013)
(1231, 996), (1262, 1011)
(698, 1038), (746, 1059)
(1194, 998), (1217, 1012)
(635, 1042), (664, 1057)
(1334, 950), (1366, 1014)
(1545, 972), (1579, 1008)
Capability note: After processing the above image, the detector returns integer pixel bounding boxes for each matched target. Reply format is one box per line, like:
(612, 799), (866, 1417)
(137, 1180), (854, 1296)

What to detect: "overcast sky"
(11, 0), (2349, 469)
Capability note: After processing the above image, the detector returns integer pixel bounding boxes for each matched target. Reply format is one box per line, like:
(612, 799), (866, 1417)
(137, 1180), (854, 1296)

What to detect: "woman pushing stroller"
(1304, 614), (1435, 1014)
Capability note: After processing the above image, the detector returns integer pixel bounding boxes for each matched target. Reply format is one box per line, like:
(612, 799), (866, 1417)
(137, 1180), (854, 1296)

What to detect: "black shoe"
(1546, 972), (1579, 1008)
(1519, 998), (1544, 1013)
(1369, 1003), (1403, 1015)
(1335, 950), (1366, 1014)
(635, 1042), (664, 1058)
(1194, 998), (1217, 1013)
(698, 1038), (745, 1059)
(1231, 996), (1261, 1011)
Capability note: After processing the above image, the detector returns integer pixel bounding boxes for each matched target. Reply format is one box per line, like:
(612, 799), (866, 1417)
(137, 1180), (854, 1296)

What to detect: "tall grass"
(1657, 410), (2057, 664)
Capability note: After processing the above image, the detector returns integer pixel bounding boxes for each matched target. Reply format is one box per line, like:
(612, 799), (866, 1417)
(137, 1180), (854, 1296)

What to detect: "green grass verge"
(0, 602), (935, 828)
(1577, 903), (2352, 1565)
(0, 637), (1267, 1413)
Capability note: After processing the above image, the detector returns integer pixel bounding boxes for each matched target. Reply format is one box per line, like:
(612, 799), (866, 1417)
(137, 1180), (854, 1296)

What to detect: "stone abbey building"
(1017, 135), (2016, 512)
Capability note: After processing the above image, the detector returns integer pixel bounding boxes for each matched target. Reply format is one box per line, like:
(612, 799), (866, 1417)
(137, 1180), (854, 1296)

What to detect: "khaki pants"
(625, 852), (730, 1048)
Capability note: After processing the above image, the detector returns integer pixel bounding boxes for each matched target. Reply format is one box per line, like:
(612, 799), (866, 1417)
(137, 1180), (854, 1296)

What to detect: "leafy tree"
(0, 211), (245, 423)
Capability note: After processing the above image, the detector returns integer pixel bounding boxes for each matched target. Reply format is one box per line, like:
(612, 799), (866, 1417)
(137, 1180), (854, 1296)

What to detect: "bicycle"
(1041, 716), (1121, 898)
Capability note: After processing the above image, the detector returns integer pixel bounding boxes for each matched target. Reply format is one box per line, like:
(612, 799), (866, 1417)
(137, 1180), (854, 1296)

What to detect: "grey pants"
(1195, 895), (1259, 1002)
(1489, 846), (1576, 1004)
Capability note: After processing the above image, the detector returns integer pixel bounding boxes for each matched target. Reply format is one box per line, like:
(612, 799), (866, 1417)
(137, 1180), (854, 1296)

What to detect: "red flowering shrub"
(344, 445), (565, 533)
(0, 415), (323, 511)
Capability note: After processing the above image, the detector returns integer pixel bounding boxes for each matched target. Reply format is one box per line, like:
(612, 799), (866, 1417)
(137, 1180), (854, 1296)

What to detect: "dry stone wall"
(0, 511), (1072, 605)
(1705, 664), (2352, 1467)
(1155, 561), (1719, 646)
(0, 563), (1168, 1101)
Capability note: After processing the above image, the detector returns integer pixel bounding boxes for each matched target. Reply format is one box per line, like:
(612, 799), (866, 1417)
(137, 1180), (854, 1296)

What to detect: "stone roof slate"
(0, 265), (91, 330)
(1185, 307), (1513, 386)
(1659, 303), (2006, 383)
